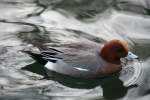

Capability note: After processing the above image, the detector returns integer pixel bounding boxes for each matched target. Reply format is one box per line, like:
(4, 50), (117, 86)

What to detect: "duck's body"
(43, 46), (121, 78)
(24, 40), (137, 79)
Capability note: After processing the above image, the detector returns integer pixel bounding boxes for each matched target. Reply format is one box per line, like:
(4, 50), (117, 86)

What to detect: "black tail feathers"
(23, 50), (48, 65)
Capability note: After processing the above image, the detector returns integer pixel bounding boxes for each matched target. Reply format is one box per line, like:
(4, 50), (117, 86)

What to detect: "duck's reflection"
(22, 62), (128, 99)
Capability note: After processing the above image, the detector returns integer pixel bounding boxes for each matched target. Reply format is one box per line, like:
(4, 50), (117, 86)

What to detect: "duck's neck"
(100, 55), (121, 65)
(111, 60), (121, 65)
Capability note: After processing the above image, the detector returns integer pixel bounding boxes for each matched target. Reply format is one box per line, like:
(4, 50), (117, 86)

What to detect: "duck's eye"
(115, 48), (123, 53)
(115, 48), (122, 52)
(118, 49), (123, 53)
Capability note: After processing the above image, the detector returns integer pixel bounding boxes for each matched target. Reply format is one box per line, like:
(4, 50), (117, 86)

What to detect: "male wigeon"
(24, 39), (138, 79)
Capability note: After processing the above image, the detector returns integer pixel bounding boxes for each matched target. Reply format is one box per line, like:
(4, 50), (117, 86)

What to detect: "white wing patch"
(73, 67), (89, 72)
(45, 61), (56, 70)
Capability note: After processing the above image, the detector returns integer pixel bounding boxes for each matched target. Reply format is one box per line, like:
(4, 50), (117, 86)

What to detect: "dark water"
(1, 0), (150, 100)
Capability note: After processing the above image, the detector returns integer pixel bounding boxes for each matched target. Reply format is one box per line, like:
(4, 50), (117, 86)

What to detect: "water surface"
(1, 0), (150, 100)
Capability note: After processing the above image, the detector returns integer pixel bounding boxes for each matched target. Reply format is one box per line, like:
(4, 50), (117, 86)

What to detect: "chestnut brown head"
(100, 40), (128, 64)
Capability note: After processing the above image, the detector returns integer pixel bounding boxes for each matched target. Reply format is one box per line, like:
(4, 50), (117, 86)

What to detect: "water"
(0, 0), (150, 100)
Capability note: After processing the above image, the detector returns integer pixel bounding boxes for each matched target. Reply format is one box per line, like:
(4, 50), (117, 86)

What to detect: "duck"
(23, 39), (138, 79)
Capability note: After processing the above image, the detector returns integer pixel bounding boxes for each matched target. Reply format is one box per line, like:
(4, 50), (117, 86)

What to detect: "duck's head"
(100, 40), (128, 64)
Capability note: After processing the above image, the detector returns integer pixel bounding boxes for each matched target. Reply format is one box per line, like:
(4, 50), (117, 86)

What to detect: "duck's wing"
(41, 40), (101, 52)
(40, 41), (103, 75)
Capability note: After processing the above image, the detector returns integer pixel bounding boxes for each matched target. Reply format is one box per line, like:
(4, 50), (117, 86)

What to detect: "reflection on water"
(0, 0), (150, 100)
(22, 62), (128, 99)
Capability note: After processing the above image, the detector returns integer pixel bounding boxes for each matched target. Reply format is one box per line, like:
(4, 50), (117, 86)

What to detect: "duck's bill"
(125, 51), (139, 60)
